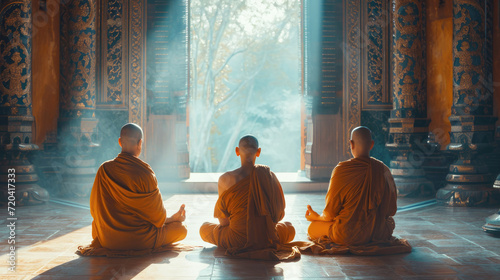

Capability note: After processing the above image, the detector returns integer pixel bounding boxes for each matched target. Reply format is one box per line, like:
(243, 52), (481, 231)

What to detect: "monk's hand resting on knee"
(165, 204), (186, 224)
(305, 205), (321, 221)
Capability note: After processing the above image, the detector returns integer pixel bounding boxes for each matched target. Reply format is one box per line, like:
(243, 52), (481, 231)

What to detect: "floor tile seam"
(448, 231), (498, 256)
(394, 204), (440, 217)
(30, 240), (76, 276)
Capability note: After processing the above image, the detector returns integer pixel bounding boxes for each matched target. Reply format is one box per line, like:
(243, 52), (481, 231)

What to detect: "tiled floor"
(1, 193), (499, 279)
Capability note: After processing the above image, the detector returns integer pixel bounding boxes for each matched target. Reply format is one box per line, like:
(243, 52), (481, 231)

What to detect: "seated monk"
(199, 135), (300, 260)
(305, 126), (411, 255)
(78, 123), (187, 256)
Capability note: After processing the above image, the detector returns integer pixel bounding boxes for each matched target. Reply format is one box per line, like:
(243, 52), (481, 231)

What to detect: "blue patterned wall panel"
(0, 0), (32, 116)
(97, 0), (127, 108)
(363, 0), (392, 109)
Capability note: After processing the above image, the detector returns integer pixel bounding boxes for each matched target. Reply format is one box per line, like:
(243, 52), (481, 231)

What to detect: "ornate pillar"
(0, 0), (49, 205)
(436, 0), (498, 206)
(386, 0), (433, 196)
(58, 0), (99, 197)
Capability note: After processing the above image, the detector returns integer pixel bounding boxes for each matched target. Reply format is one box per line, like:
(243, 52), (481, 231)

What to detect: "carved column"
(58, 0), (99, 197)
(436, 0), (498, 206)
(386, 0), (433, 196)
(0, 0), (49, 205)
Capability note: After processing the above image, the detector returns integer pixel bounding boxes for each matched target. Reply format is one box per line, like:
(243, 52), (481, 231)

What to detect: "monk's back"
(327, 157), (396, 245)
(211, 165), (286, 248)
(217, 176), (251, 237)
(102, 154), (156, 193)
(90, 153), (166, 250)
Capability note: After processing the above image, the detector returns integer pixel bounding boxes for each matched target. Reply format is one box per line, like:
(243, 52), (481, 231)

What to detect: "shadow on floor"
(186, 246), (295, 279)
(34, 250), (181, 279)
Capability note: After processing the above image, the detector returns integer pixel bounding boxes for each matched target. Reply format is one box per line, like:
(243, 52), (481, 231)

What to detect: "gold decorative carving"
(97, 0), (128, 108)
(392, 0), (426, 118)
(59, 0), (97, 118)
(0, 1), (31, 115)
(343, 0), (361, 158)
(362, 0), (392, 110)
(128, 0), (146, 129)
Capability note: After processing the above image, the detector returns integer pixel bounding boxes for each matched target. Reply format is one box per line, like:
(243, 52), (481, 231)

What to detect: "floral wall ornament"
(0, 0), (32, 116)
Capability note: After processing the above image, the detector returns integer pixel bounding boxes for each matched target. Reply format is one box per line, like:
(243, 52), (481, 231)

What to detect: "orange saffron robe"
(200, 165), (300, 260)
(78, 152), (186, 256)
(308, 157), (411, 255)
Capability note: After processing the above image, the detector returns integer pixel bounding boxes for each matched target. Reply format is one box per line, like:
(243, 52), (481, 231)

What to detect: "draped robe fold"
(200, 165), (300, 261)
(77, 152), (187, 257)
(307, 157), (412, 255)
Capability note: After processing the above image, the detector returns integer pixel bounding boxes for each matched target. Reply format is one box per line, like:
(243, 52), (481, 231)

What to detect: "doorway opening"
(189, 0), (302, 173)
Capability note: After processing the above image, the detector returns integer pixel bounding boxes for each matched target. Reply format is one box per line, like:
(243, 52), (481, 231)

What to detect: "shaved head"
(350, 126), (374, 158)
(236, 135), (261, 166)
(119, 123), (143, 156)
(239, 135), (259, 154)
(350, 126), (372, 143)
(120, 123), (143, 144)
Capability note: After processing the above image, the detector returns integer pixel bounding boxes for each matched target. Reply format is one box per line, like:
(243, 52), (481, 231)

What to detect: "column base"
(389, 155), (435, 197)
(0, 145), (49, 206)
(59, 144), (99, 197)
(386, 118), (433, 196)
(483, 208), (500, 234)
(57, 117), (99, 197)
(33, 141), (65, 195)
(436, 184), (499, 207)
(437, 156), (498, 206)
(422, 138), (455, 191)
(393, 176), (435, 197)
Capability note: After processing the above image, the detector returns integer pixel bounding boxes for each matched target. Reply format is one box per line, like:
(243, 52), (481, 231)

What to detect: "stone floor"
(1, 193), (499, 279)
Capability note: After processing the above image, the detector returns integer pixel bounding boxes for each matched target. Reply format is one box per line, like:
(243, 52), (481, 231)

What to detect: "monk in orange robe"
(78, 123), (187, 256)
(199, 135), (300, 260)
(305, 126), (411, 255)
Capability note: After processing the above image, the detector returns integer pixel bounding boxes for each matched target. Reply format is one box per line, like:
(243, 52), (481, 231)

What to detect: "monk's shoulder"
(369, 157), (390, 171)
(99, 159), (115, 172)
(369, 157), (395, 182)
(254, 164), (273, 177)
(255, 164), (271, 172)
(218, 172), (235, 194)
(218, 172), (231, 183)
(332, 159), (353, 172)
